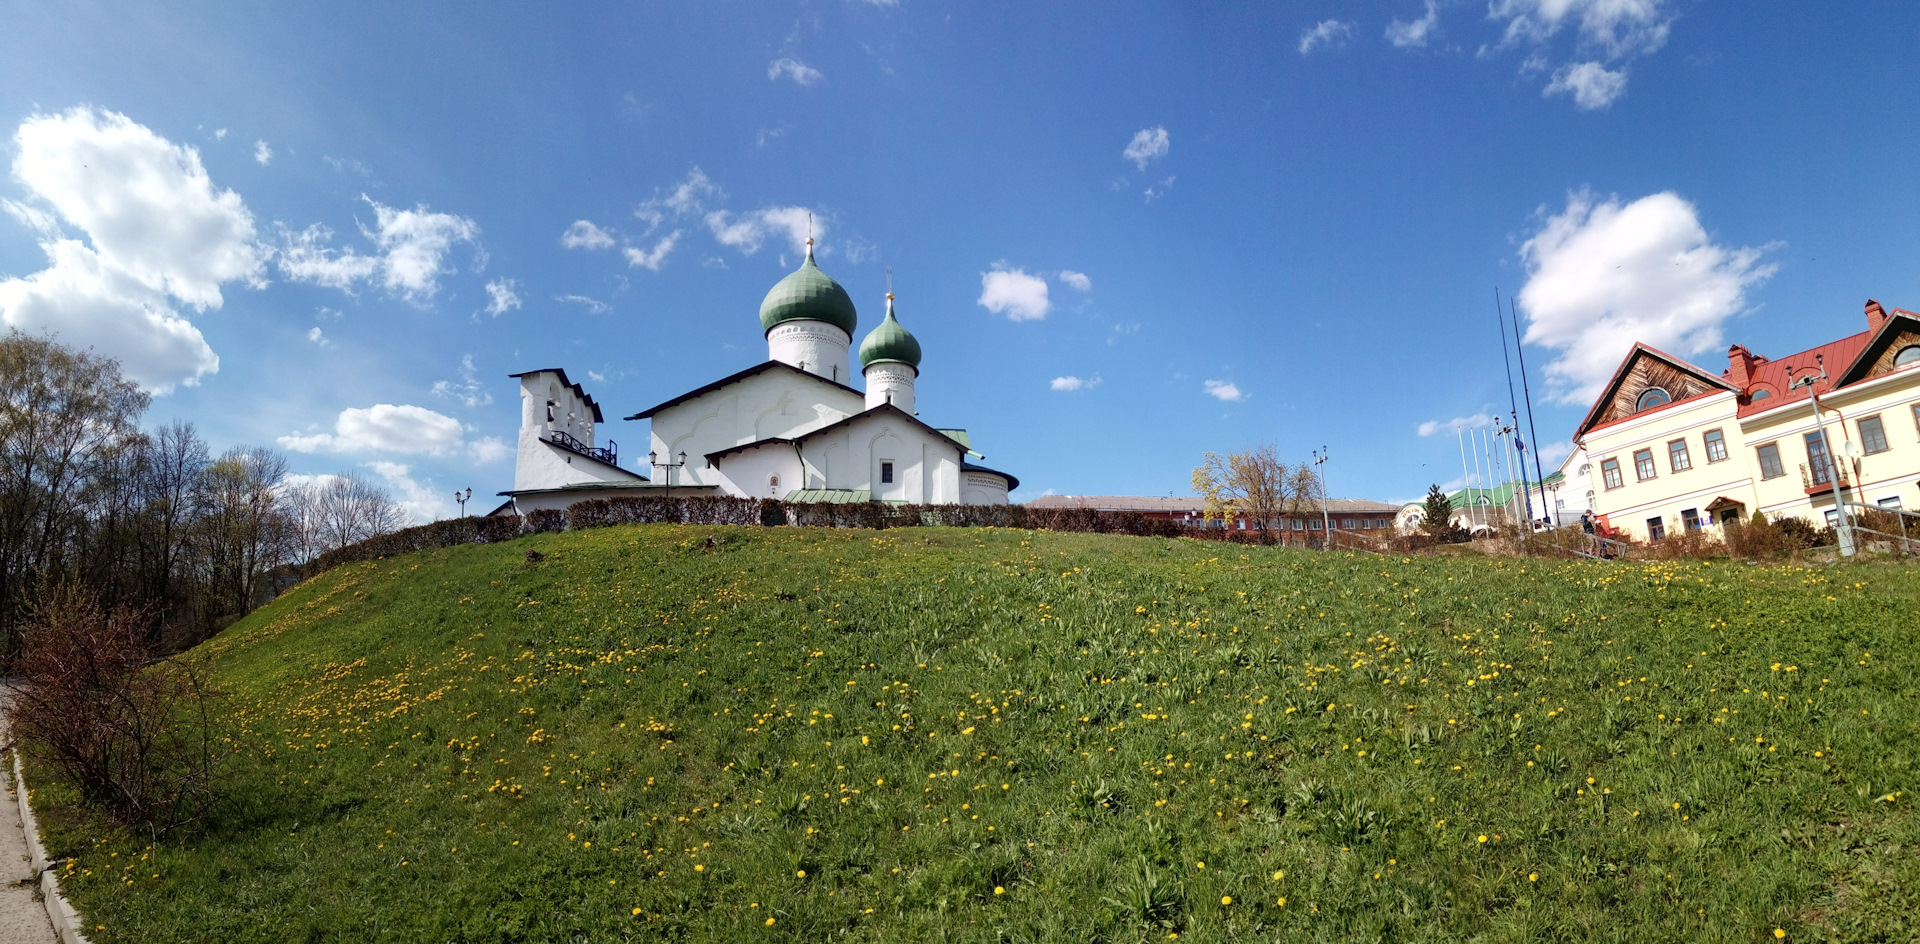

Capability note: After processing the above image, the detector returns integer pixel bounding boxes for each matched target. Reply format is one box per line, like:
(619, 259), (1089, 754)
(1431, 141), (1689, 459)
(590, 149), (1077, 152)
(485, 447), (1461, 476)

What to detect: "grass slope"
(30, 525), (1920, 943)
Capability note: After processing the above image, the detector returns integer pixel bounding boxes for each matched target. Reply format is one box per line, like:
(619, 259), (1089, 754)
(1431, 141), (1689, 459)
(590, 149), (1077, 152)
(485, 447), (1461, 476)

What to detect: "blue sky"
(4, 1), (1920, 516)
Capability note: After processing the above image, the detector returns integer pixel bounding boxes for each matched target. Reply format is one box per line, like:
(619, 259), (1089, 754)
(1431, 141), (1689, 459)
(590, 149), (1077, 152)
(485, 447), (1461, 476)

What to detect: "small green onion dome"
(859, 294), (922, 371)
(759, 246), (858, 337)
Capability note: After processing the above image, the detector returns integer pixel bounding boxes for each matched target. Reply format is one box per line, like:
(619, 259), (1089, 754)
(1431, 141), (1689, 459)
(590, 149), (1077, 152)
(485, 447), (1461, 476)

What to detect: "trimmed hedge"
(291, 495), (1190, 582)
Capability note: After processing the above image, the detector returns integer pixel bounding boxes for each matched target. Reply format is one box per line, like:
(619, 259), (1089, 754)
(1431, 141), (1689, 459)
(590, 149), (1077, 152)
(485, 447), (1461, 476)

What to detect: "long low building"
(1024, 494), (1401, 543)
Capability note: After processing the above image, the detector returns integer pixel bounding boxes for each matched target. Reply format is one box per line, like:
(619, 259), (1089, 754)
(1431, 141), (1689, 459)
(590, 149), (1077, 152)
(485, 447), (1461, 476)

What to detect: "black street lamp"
(648, 450), (688, 500)
(454, 487), (472, 517)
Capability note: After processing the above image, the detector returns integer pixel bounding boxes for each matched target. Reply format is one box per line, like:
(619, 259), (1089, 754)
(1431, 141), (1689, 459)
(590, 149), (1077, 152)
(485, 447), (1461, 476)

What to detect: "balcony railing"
(548, 429), (618, 467)
(1798, 461), (1849, 494)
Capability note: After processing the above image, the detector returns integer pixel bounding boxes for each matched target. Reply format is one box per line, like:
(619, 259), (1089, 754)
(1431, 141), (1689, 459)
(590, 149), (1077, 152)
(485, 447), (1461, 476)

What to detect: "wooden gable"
(1836, 312), (1920, 387)
(1578, 345), (1730, 436)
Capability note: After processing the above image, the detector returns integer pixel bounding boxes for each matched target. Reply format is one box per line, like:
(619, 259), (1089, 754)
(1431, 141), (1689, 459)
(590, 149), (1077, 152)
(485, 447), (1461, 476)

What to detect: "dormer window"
(1635, 387), (1671, 411)
(1749, 388), (1772, 401)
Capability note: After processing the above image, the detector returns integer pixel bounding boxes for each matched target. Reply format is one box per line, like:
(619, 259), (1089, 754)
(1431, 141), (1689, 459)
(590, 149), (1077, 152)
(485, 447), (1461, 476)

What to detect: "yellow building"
(1576, 300), (1920, 542)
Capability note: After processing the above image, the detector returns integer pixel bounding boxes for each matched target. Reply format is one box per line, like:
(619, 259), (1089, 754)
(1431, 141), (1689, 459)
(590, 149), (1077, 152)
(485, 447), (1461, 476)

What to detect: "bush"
(9, 588), (228, 832)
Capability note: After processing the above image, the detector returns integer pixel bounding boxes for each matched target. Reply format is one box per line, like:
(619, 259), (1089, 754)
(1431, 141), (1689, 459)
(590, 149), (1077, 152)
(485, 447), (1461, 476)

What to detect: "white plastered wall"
(648, 367), (864, 491)
(767, 321), (853, 384)
(960, 470), (1010, 505)
(515, 371), (641, 491)
(864, 362), (916, 413)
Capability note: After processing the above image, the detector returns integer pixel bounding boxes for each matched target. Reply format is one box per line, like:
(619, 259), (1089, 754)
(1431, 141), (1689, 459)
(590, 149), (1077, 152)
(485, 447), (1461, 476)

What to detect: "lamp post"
(1788, 355), (1855, 557)
(1312, 447), (1331, 548)
(454, 487), (471, 517)
(648, 450), (688, 502)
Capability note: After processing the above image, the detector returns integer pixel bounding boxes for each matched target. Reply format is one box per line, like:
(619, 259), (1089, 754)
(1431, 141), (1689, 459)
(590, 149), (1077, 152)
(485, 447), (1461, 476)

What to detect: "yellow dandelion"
(1221, 895), (1233, 905)
(796, 870), (807, 878)
(766, 917), (777, 926)
(1528, 873), (1538, 882)
(631, 908), (641, 916)
(995, 886), (1005, 895)
(1477, 835), (1488, 843)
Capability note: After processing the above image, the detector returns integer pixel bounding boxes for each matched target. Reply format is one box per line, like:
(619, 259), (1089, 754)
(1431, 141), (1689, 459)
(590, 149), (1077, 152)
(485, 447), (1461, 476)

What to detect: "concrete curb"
(8, 746), (92, 944)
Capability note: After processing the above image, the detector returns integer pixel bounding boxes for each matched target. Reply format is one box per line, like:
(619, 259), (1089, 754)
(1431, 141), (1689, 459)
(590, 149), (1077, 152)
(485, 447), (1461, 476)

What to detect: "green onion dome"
(758, 246), (858, 337)
(858, 295), (922, 371)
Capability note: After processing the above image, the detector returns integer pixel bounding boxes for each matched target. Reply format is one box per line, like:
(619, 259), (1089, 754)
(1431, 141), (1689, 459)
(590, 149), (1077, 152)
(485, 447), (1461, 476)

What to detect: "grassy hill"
(29, 524), (1920, 943)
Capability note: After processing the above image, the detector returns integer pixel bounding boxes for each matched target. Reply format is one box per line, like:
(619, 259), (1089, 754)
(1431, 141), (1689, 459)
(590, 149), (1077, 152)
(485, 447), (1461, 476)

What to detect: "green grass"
(25, 525), (1920, 943)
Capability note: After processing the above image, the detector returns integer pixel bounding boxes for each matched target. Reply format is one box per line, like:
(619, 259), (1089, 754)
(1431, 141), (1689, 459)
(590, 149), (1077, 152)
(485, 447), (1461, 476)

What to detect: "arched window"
(1749, 388), (1772, 401)
(1635, 387), (1671, 411)
(1894, 344), (1920, 367)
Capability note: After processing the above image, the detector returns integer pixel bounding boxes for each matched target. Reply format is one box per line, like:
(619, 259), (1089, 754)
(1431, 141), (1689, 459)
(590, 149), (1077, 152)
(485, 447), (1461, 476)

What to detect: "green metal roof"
(759, 249), (858, 337)
(858, 296), (922, 371)
(784, 488), (872, 504)
(936, 428), (984, 459)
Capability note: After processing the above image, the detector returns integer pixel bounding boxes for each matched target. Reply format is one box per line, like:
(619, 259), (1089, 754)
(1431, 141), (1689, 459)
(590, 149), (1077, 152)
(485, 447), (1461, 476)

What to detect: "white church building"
(495, 241), (1017, 515)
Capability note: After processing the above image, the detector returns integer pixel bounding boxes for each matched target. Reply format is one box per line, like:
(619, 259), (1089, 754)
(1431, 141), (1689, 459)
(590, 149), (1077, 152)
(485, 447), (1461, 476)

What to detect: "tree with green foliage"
(1421, 483), (1453, 537)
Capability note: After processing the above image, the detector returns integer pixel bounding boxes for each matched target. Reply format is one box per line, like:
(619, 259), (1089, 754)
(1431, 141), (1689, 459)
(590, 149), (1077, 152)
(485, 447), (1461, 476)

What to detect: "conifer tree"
(1421, 484), (1453, 537)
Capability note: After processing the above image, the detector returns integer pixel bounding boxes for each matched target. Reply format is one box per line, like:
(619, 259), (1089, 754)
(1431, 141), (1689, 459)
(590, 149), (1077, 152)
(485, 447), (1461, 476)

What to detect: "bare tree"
(191, 447), (293, 625)
(283, 471), (407, 562)
(0, 334), (149, 655)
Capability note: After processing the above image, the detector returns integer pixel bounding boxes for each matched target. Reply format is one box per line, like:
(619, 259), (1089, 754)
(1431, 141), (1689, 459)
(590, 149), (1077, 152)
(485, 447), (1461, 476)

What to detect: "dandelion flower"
(995, 886), (1005, 895)
(1775, 931), (1785, 939)
(632, 908), (641, 916)
(796, 870), (807, 878)
(1477, 835), (1488, 843)
(767, 917), (777, 926)
(1528, 873), (1537, 882)
(1221, 895), (1232, 905)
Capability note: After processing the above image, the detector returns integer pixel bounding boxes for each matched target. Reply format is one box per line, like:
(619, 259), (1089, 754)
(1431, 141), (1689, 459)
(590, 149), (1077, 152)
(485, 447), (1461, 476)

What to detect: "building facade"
(1577, 300), (1920, 542)
(498, 244), (1017, 514)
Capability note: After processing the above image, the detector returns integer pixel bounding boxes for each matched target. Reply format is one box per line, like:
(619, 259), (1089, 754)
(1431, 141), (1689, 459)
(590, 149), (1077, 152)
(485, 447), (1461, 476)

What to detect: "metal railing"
(1841, 501), (1920, 556)
(547, 429), (618, 467)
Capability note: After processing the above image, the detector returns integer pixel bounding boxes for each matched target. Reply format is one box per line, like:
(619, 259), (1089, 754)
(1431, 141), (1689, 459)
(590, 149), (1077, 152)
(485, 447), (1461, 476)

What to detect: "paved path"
(0, 693), (61, 944)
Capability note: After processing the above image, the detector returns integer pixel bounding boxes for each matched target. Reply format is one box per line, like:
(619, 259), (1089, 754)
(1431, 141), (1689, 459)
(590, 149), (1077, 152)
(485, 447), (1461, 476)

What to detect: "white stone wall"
(648, 367), (864, 489)
(767, 321), (853, 385)
(960, 470), (1009, 505)
(514, 371), (641, 491)
(709, 445), (804, 500)
(863, 362), (916, 413)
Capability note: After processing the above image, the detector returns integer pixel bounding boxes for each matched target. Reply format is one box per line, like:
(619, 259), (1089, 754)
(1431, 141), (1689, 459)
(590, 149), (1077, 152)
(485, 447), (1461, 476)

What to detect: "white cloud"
(1143, 176), (1176, 202)
(1533, 439), (1573, 468)
(557, 294), (610, 314)
(1051, 375), (1101, 392)
(768, 57), (824, 86)
(978, 267), (1050, 321)
(466, 436), (509, 464)
(362, 199), (479, 300)
(561, 219), (615, 250)
(1417, 411), (1497, 436)
(307, 326), (329, 346)
(1203, 380), (1246, 402)
(1122, 127), (1170, 171)
(0, 106), (269, 392)
(1544, 61), (1629, 110)
(277, 196), (479, 302)
(365, 461), (455, 525)
(1489, 0), (1671, 60)
(279, 403), (468, 456)
(253, 139), (272, 165)
(1386, 0), (1440, 48)
(276, 222), (378, 290)
(484, 278), (521, 316)
(624, 231), (681, 271)
(636, 167), (722, 233)
(1298, 20), (1354, 55)
(1058, 270), (1092, 293)
(707, 206), (814, 257)
(213, 128), (228, 140)
(1516, 189), (1776, 405)
(431, 354), (493, 408)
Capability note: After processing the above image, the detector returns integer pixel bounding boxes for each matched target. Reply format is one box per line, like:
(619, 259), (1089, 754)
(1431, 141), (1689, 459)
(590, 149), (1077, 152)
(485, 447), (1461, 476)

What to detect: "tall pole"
(1456, 426), (1471, 532)
(1510, 296), (1550, 527)
(1495, 289), (1535, 534)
